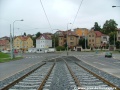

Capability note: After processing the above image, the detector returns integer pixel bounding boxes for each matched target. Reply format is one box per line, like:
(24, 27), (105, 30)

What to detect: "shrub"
(56, 46), (66, 51)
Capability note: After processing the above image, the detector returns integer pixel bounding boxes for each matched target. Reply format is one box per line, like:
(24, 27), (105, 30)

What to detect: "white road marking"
(114, 62), (120, 63)
(93, 62), (105, 66)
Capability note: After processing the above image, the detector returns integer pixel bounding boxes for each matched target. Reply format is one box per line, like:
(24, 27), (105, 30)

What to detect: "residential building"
(74, 28), (89, 38)
(14, 36), (33, 52)
(117, 28), (120, 41)
(58, 30), (79, 49)
(88, 30), (109, 49)
(0, 36), (10, 40)
(43, 32), (52, 38)
(36, 34), (52, 48)
(0, 39), (10, 51)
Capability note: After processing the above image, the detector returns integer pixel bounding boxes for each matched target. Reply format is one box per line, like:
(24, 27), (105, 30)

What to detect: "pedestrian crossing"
(25, 56), (43, 59)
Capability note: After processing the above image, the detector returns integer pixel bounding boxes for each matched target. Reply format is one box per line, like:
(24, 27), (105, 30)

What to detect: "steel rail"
(76, 63), (120, 90)
(1, 62), (46, 90)
(63, 60), (82, 90)
(38, 61), (55, 90)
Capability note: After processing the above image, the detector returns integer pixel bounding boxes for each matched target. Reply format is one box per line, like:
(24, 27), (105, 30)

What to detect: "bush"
(56, 46), (66, 51)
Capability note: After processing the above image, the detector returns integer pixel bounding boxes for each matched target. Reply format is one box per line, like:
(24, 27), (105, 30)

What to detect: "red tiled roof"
(37, 34), (51, 40)
(95, 31), (103, 37)
(18, 36), (29, 41)
(0, 40), (9, 45)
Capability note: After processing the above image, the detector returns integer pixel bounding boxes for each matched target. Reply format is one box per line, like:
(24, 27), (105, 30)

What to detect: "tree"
(109, 32), (116, 45)
(36, 32), (42, 38)
(116, 41), (120, 49)
(79, 38), (88, 49)
(101, 19), (118, 35)
(24, 32), (26, 36)
(93, 22), (101, 31)
(52, 34), (59, 48)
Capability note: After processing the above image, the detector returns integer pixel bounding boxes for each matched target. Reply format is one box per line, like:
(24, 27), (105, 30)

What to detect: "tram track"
(1, 56), (120, 90)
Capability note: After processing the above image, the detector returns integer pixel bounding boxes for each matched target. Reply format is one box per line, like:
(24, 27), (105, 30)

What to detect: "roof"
(58, 30), (78, 37)
(17, 36), (29, 41)
(94, 31), (103, 37)
(37, 34), (51, 40)
(0, 40), (9, 45)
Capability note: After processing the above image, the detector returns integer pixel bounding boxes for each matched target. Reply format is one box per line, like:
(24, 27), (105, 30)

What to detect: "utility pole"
(67, 23), (72, 56)
(114, 34), (116, 50)
(10, 24), (13, 59)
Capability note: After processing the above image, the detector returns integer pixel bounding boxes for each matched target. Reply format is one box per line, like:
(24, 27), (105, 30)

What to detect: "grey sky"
(0, 0), (120, 37)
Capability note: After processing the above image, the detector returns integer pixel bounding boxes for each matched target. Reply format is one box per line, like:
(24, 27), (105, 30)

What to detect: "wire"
(39, 0), (53, 31)
(71, 0), (84, 30)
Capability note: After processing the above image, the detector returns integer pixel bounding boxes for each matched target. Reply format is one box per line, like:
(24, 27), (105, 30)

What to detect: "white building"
(101, 35), (109, 44)
(36, 34), (52, 48)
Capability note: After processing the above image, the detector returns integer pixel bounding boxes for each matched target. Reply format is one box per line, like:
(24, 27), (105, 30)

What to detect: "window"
(61, 38), (62, 40)
(70, 42), (74, 45)
(89, 35), (91, 37)
(118, 37), (120, 40)
(92, 39), (94, 42)
(89, 40), (91, 42)
(70, 37), (74, 40)
(92, 35), (94, 37)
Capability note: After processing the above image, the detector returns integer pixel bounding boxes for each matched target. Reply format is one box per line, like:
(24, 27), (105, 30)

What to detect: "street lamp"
(52, 29), (59, 50)
(67, 23), (72, 56)
(112, 6), (120, 7)
(82, 30), (86, 50)
(13, 19), (24, 58)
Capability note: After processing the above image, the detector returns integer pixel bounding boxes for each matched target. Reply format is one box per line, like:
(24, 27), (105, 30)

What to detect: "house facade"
(36, 34), (52, 48)
(58, 30), (79, 49)
(88, 30), (109, 49)
(74, 28), (89, 37)
(14, 36), (33, 52)
(117, 28), (120, 42)
(0, 39), (10, 51)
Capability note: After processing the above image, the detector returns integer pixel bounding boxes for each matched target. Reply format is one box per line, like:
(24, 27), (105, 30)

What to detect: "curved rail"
(1, 62), (46, 90)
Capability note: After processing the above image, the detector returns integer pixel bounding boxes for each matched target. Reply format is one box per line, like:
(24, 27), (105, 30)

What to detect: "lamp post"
(67, 23), (72, 56)
(82, 30), (86, 50)
(112, 6), (120, 7)
(13, 19), (24, 58)
(52, 29), (59, 50)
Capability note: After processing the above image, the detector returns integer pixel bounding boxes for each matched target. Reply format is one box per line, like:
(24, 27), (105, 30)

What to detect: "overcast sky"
(0, 0), (120, 37)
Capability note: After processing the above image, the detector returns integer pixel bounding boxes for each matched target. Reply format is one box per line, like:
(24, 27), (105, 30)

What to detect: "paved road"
(0, 53), (60, 81)
(72, 52), (120, 78)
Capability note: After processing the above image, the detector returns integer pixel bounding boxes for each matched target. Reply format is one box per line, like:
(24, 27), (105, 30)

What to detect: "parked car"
(1, 50), (9, 54)
(105, 52), (112, 58)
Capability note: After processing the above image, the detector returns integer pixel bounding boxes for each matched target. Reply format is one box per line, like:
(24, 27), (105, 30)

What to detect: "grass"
(0, 52), (23, 63)
(0, 52), (10, 58)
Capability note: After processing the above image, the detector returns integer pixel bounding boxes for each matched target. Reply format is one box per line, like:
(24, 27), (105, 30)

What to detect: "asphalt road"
(73, 52), (120, 78)
(0, 53), (60, 81)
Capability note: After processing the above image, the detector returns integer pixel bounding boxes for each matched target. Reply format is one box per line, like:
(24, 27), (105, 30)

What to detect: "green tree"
(109, 32), (116, 45)
(93, 22), (101, 31)
(79, 38), (88, 49)
(36, 32), (42, 38)
(101, 19), (118, 34)
(52, 34), (58, 48)
(116, 41), (120, 49)
(24, 32), (26, 36)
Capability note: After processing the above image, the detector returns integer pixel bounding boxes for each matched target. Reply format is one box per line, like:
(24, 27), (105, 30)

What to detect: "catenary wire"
(39, 0), (53, 31)
(71, 0), (84, 30)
